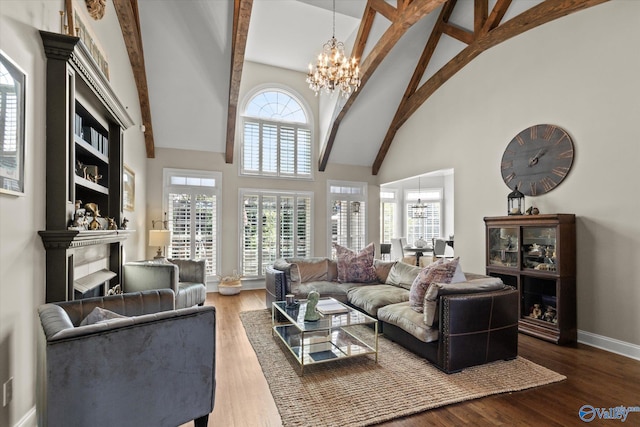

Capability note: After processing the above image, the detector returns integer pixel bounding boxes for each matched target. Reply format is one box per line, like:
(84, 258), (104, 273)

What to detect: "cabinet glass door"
(522, 227), (557, 271)
(488, 227), (519, 267)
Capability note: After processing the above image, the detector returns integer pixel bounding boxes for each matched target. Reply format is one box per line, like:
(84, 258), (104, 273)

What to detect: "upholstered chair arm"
(169, 258), (206, 283)
(123, 261), (179, 294)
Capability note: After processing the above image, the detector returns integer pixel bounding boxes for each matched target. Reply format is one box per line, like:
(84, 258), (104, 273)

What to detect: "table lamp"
(149, 229), (171, 259)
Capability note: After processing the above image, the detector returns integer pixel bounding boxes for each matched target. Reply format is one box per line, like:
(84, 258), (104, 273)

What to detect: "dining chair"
(391, 238), (417, 265)
(433, 238), (454, 260)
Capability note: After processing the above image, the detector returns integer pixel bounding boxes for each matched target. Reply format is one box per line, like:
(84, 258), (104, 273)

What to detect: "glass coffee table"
(271, 297), (378, 374)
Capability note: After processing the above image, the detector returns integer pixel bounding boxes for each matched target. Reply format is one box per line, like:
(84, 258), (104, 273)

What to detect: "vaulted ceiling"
(120, 0), (608, 175)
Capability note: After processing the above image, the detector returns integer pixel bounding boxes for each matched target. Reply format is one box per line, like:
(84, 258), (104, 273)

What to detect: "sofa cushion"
(385, 261), (422, 290)
(378, 302), (439, 343)
(290, 258), (330, 283)
(409, 258), (459, 312)
(373, 259), (396, 283)
(79, 307), (127, 326)
(292, 281), (359, 303)
(334, 243), (377, 283)
(347, 284), (410, 317)
(423, 276), (506, 327)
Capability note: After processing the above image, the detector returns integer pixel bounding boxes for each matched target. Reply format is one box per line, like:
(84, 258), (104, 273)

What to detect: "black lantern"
(507, 186), (525, 215)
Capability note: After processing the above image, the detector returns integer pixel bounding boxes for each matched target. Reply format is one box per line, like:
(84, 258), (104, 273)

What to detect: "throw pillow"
(79, 306), (127, 326)
(409, 257), (459, 312)
(373, 259), (396, 283)
(334, 242), (377, 283)
(290, 259), (329, 283)
(385, 261), (424, 290)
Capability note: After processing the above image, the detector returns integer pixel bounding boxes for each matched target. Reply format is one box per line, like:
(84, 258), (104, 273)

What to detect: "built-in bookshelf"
(39, 31), (134, 302)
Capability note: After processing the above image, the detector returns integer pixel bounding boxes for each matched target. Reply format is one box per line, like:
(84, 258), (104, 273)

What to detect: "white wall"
(0, 2), (147, 425)
(378, 1), (640, 347)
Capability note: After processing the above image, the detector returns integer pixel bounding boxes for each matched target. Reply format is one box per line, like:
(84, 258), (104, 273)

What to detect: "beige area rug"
(240, 309), (566, 427)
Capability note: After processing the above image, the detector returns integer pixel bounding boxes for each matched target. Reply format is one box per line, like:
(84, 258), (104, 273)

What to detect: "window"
(240, 190), (312, 277)
(241, 89), (312, 178)
(329, 181), (368, 257)
(163, 169), (221, 279)
(405, 188), (442, 245)
(380, 189), (397, 244)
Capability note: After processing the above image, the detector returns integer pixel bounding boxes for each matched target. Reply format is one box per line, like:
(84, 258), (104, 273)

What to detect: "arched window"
(241, 89), (312, 178)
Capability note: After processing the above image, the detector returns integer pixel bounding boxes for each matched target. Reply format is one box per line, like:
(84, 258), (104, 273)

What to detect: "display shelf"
(484, 214), (576, 344)
(38, 30), (134, 302)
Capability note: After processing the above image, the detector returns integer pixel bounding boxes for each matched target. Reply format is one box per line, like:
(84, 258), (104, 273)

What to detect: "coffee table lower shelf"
(273, 324), (377, 372)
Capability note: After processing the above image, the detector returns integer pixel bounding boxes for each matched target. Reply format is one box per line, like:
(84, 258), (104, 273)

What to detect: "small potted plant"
(218, 270), (243, 296)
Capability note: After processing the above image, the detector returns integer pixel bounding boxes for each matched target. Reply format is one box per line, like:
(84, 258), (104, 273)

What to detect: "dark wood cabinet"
(484, 214), (576, 344)
(39, 31), (134, 302)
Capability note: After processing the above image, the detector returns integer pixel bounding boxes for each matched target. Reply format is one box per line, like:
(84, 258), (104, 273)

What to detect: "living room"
(1, 1), (639, 426)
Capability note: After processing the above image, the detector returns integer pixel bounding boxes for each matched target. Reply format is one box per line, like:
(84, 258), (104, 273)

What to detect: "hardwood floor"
(185, 290), (640, 427)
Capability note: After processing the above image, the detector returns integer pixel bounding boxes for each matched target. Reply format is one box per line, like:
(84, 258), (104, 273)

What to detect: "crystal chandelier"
(306, 0), (361, 97)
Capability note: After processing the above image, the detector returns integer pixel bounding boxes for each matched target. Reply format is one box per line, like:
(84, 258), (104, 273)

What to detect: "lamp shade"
(149, 230), (171, 248)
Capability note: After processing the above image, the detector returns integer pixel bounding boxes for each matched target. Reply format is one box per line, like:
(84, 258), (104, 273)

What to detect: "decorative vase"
(414, 237), (427, 248)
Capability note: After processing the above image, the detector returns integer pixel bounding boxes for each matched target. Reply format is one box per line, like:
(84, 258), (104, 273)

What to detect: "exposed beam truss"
(314, 0), (609, 174)
(318, 0), (447, 171)
(113, 0), (155, 158)
(226, 0), (253, 164)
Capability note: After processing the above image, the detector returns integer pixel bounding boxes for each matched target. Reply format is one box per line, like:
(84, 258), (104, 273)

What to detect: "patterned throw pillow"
(334, 242), (378, 283)
(409, 257), (460, 312)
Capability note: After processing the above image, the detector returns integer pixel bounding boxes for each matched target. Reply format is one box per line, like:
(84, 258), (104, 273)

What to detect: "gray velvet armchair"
(37, 289), (216, 427)
(123, 258), (207, 308)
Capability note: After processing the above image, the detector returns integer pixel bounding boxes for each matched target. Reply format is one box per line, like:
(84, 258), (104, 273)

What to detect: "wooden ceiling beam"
(113, 0), (155, 158)
(372, 0), (609, 174)
(370, 0), (398, 22)
(318, 0), (447, 171)
(372, 0), (457, 174)
(441, 22), (474, 44)
(397, 0), (610, 127)
(226, 0), (253, 164)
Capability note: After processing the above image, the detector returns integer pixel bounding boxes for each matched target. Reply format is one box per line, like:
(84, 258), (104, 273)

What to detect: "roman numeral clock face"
(501, 124), (575, 196)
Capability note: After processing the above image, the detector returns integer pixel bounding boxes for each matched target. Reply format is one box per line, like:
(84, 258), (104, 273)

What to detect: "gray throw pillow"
(80, 306), (127, 326)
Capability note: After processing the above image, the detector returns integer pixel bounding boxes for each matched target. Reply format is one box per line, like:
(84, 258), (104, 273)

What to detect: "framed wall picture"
(123, 165), (135, 211)
(0, 50), (27, 196)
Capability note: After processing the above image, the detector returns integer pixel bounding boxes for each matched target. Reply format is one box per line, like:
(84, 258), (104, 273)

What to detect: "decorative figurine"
(530, 304), (542, 319)
(543, 306), (557, 323)
(89, 216), (102, 230)
(107, 217), (117, 230)
(304, 290), (321, 322)
(72, 209), (88, 229)
(121, 217), (129, 229)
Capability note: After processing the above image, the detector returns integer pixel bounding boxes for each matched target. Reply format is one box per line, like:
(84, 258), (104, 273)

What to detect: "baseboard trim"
(15, 406), (36, 427)
(578, 330), (640, 361)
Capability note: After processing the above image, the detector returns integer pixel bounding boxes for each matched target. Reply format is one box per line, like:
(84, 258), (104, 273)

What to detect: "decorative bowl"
(219, 281), (242, 296)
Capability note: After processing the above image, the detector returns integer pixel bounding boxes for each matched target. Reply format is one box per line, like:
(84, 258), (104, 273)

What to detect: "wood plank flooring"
(184, 290), (640, 427)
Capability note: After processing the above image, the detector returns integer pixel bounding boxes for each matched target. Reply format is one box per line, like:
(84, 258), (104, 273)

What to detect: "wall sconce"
(507, 186), (525, 215)
(352, 201), (360, 214)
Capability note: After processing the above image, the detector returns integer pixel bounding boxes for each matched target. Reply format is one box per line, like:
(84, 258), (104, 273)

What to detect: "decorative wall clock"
(501, 124), (574, 196)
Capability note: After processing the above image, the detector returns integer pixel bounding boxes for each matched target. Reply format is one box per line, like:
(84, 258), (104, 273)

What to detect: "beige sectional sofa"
(266, 257), (519, 373)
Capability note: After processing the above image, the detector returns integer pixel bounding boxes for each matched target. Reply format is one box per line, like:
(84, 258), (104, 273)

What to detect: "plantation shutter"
(241, 191), (312, 277)
(164, 170), (220, 278)
(329, 182), (367, 257)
